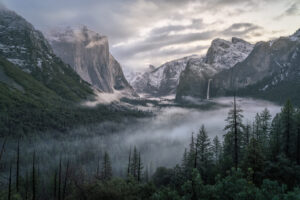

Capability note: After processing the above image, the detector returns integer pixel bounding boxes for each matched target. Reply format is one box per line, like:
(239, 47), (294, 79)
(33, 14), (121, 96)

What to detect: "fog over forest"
(0, 97), (281, 180)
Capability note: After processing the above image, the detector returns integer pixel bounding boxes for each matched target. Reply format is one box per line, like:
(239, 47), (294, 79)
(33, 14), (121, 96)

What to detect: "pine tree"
(196, 125), (212, 181)
(8, 162), (12, 200)
(32, 152), (36, 200)
(253, 113), (261, 140)
(131, 147), (139, 178)
(101, 151), (112, 180)
(25, 171), (29, 200)
(188, 133), (196, 169)
(127, 147), (131, 177)
(0, 138), (7, 164)
(260, 108), (272, 150)
(137, 152), (143, 182)
(16, 139), (20, 192)
(212, 136), (222, 164)
(260, 108), (272, 136)
(53, 169), (57, 199)
(181, 148), (188, 171)
(224, 96), (244, 170)
(58, 157), (62, 200)
(296, 109), (300, 165)
(281, 100), (295, 158)
(243, 123), (251, 146)
(242, 138), (265, 185)
(62, 160), (69, 200)
(269, 114), (282, 160)
(144, 165), (149, 182)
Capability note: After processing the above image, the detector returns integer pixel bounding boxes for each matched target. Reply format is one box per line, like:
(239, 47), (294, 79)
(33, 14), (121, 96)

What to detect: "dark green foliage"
(127, 147), (143, 182)
(2, 100), (300, 200)
(281, 100), (295, 158)
(242, 138), (265, 185)
(195, 125), (212, 182)
(223, 96), (244, 169)
(101, 151), (112, 181)
(0, 57), (150, 135)
(152, 167), (174, 187)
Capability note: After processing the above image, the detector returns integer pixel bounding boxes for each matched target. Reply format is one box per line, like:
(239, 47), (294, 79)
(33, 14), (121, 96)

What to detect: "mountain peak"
(232, 37), (249, 44)
(48, 25), (135, 95)
(289, 28), (300, 42)
(148, 65), (156, 72)
(47, 26), (107, 46)
(205, 37), (254, 69)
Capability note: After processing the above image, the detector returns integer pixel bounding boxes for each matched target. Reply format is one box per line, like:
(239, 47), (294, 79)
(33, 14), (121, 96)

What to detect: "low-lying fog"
(1, 97), (281, 178)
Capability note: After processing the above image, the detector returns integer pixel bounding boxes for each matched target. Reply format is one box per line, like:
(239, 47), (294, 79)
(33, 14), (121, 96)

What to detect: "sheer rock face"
(210, 30), (300, 104)
(176, 38), (254, 100)
(48, 27), (136, 96)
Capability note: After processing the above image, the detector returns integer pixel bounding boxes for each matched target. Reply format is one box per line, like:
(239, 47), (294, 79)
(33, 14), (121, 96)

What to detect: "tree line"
(1, 99), (300, 199)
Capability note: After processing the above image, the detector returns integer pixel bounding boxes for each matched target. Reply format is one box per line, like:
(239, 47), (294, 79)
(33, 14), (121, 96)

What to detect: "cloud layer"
(2, 0), (300, 71)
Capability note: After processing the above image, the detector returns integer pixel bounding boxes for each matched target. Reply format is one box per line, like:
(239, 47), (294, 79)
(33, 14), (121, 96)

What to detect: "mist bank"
(0, 97), (281, 180)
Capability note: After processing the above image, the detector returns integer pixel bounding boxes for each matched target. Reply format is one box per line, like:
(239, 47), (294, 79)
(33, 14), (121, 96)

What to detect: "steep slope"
(0, 57), (148, 135)
(47, 26), (136, 96)
(176, 29), (300, 105)
(176, 37), (254, 100)
(214, 29), (300, 105)
(130, 55), (200, 96)
(0, 8), (149, 135)
(0, 8), (93, 101)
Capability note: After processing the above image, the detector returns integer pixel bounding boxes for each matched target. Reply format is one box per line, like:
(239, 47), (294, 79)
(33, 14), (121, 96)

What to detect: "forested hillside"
(0, 57), (148, 135)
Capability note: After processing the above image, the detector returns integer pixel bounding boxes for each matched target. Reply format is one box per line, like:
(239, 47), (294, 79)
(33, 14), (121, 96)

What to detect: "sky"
(2, 0), (300, 72)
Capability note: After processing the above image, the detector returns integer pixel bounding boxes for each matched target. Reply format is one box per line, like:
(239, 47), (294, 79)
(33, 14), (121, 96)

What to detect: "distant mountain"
(176, 30), (300, 105)
(0, 8), (93, 102)
(130, 55), (200, 96)
(176, 37), (254, 100)
(47, 26), (136, 96)
(214, 30), (300, 105)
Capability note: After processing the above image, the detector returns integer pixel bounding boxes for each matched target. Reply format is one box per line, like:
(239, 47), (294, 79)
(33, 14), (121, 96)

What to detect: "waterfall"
(207, 79), (212, 100)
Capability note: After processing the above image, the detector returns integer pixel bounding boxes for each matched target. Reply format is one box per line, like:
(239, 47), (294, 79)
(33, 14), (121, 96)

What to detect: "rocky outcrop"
(176, 37), (254, 100)
(130, 55), (199, 96)
(211, 30), (300, 105)
(48, 27), (136, 96)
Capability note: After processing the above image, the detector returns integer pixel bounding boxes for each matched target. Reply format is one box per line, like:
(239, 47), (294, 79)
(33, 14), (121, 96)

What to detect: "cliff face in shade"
(211, 30), (300, 105)
(175, 30), (300, 105)
(176, 37), (254, 100)
(129, 55), (199, 96)
(48, 27), (136, 96)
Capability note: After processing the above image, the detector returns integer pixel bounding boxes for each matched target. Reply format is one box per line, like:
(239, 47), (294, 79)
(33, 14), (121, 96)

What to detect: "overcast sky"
(2, 0), (300, 72)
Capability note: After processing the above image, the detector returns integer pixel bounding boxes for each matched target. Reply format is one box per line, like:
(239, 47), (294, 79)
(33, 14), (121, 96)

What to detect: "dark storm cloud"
(222, 23), (262, 37)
